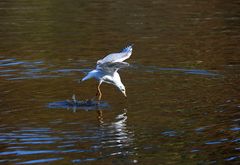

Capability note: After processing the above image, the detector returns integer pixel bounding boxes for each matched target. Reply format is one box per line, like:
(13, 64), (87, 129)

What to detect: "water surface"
(0, 0), (240, 164)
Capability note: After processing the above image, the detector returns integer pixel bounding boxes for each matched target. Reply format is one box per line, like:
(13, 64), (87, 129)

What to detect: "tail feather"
(81, 74), (92, 81)
(81, 70), (96, 81)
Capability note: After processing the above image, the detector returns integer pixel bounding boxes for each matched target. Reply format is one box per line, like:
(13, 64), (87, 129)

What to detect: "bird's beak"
(122, 91), (127, 98)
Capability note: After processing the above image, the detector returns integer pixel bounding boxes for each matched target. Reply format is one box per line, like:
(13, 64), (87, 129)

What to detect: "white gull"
(81, 45), (133, 100)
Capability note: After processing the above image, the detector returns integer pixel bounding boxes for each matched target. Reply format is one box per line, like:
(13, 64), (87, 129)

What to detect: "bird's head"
(118, 85), (127, 98)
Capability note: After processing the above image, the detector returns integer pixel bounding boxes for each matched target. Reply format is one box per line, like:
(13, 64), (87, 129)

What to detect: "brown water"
(0, 0), (240, 164)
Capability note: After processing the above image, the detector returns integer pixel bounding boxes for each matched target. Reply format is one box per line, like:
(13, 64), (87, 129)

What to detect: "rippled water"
(0, 0), (240, 164)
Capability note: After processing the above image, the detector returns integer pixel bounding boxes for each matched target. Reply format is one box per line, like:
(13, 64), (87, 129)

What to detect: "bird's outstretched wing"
(97, 62), (130, 75)
(97, 45), (133, 65)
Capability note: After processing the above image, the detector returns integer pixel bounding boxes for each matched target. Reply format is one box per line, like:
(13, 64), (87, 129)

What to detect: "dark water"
(0, 0), (240, 164)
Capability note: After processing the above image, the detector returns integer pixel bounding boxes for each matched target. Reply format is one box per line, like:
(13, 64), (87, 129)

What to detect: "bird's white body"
(82, 45), (133, 98)
(82, 69), (122, 85)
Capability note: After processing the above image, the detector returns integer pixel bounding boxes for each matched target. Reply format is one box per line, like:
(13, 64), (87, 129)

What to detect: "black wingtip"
(127, 43), (134, 47)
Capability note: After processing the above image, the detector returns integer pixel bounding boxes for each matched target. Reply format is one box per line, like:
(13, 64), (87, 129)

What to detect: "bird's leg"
(91, 82), (102, 102)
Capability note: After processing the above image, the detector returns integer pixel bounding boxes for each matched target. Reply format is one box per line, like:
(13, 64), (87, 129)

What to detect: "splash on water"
(48, 95), (110, 111)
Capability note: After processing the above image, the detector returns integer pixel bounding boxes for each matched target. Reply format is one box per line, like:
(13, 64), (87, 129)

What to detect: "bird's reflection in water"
(94, 108), (137, 162)
(58, 103), (137, 162)
(97, 110), (104, 124)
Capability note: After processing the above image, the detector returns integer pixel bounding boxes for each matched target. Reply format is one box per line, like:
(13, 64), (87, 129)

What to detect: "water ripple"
(72, 158), (97, 163)
(0, 56), (220, 82)
(0, 109), (135, 164)
(205, 138), (228, 145)
(0, 150), (57, 156)
(0, 57), (86, 80)
(131, 64), (219, 76)
(161, 130), (177, 137)
(16, 157), (64, 164)
(225, 156), (240, 161)
(230, 127), (240, 131)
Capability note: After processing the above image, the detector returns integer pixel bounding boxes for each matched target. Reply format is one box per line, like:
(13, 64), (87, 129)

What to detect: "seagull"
(81, 45), (133, 101)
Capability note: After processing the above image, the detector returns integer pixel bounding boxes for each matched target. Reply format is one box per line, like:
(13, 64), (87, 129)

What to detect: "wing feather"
(97, 62), (130, 75)
(97, 45), (133, 65)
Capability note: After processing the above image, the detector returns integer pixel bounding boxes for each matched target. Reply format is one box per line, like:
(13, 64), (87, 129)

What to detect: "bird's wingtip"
(121, 44), (133, 53)
(126, 43), (134, 48)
